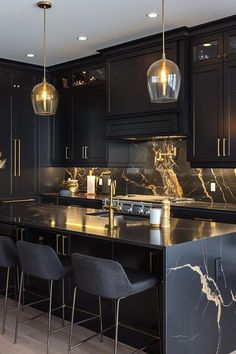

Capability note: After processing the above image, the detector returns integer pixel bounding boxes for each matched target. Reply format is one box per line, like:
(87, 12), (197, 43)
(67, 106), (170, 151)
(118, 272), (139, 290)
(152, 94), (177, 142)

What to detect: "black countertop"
(40, 192), (108, 201)
(40, 192), (236, 213)
(0, 202), (235, 249)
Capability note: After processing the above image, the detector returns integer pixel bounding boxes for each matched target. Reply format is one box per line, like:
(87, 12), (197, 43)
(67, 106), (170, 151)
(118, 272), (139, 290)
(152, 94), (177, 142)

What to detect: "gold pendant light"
(147, 0), (181, 103)
(31, 1), (59, 116)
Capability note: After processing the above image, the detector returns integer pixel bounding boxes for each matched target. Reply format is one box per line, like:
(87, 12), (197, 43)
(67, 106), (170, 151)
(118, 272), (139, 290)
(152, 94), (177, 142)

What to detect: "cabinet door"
(224, 29), (236, 62)
(12, 92), (37, 197)
(0, 69), (12, 89)
(87, 87), (106, 163)
(107, 43), (177, 116)
(70, 90), (88, 164)
(223, 60), (236, 161)
(190, 64), (224, 163)
(51, 91), (70, 165)
(12, 71), (36, 91)
(0, 92), (12, 197)
(192, 33), (223, 67)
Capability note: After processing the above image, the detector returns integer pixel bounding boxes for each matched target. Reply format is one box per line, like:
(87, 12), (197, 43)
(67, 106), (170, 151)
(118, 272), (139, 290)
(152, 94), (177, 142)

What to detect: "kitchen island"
(0, 202), (236, 354)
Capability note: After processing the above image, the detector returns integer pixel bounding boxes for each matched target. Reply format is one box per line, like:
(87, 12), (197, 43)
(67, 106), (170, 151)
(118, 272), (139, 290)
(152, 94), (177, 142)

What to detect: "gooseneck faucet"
(104, 180), (118, 230)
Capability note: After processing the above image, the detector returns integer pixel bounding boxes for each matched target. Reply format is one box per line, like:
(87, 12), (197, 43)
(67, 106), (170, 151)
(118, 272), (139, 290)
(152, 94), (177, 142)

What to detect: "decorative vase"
(68, 179), (78, 196)
(59, 189), (72, 197)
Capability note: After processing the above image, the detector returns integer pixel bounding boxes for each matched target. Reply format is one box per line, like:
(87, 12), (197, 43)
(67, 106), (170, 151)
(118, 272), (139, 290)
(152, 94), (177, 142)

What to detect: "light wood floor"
(0, 299), (144, 354)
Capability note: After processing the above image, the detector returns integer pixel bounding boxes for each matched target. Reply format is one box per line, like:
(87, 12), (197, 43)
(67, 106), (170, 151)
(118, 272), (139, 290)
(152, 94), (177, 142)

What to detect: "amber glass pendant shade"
(31, 79), (59, 116)
(147, 57), (181, 103)
(31, 1), (59, 116)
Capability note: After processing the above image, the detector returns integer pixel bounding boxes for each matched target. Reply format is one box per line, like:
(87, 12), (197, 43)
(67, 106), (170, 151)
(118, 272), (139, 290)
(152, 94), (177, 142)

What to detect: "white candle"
(87, 175), (96, 195)
(150, 208), (162, 227)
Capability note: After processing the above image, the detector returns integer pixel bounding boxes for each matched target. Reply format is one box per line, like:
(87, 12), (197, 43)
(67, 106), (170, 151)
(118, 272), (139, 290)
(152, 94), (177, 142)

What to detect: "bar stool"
(69, 253), (161, 354)
(15, 241), (73, 354)
(0, 236), (18, 334)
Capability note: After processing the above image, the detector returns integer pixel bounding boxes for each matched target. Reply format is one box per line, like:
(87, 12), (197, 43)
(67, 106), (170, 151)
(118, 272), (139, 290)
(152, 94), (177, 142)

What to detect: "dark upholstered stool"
(15, 241), (73, 354)
(0, 236), (18, 334)
(69, 253), (161, 354)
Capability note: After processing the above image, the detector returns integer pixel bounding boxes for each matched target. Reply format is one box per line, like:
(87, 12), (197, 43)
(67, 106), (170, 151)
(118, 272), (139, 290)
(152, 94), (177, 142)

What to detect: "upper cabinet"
(0, 68), (37, 91)
(189, 25), (236, 167)
(102, 30), (189, 138)
(192, 29), (236, 66)
(107, 43), (178, 116)
(51, 66), (107, 167)
(69, 86), (107, 166)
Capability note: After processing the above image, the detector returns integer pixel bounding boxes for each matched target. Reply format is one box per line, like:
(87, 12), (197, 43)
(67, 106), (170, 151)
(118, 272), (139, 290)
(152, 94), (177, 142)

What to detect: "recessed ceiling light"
(77, 36), (87, 41)
(146, 12), (158, 18)
(203, 43), (212, 47)
(26, 53), (35, 58)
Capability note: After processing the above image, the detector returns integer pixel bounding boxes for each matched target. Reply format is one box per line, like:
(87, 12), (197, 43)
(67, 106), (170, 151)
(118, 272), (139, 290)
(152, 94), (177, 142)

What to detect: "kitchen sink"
(86, 211), (147, 221)
(85, 212), (148, 229)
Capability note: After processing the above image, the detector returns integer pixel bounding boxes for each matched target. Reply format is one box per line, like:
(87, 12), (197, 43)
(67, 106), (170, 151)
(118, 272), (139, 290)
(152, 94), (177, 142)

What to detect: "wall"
(66, 138), (236, 204)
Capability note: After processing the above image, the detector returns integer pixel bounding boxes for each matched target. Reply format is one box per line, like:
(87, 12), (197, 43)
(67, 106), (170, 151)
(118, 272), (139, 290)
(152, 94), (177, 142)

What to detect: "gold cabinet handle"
(56, 234), (62, 255)
(217, 138), (221, 157)
(12, 139), (17, 176)
(84, 145), (88, 159)
(62, 235), (69, 255)
(81, 146), (84, 159)
(18, 139), (21, 177)
(223, 138), (226, 156)
(65, 146), (69, 160)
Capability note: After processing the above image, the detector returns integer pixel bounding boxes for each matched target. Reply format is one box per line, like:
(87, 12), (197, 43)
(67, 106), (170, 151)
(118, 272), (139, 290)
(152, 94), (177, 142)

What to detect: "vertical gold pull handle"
(223, 138), (226, 157)
(18, 140), (21, 177)
(65, 146), (69, 160)
(12, 139), (17, 176)
(217, 138), (221, 157)
(56, 234), (62, 255)
(81, 146), (84, 159)
(62, 235), (69, 255)
(84, 146), (88, 159)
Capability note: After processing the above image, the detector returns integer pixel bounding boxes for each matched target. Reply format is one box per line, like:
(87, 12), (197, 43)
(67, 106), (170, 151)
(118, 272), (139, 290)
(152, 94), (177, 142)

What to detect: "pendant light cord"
(43, 6), (47, 81)
(162, 0), (166, 59)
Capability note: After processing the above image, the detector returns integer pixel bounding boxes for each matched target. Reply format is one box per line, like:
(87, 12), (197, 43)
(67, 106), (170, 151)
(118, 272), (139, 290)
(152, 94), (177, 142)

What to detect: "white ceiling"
(1, 0), (236, 66)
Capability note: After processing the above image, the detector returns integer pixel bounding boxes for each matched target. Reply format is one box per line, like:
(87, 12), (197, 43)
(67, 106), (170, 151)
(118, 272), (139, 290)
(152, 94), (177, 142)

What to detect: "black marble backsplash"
(66, 139), (236, 204)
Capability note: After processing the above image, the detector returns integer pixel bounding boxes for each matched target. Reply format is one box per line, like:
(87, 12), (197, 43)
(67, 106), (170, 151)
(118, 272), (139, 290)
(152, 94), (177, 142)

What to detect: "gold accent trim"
(18, 139), (21, 177)
(223, 138), (226, 157)
(217, 138), (221, 157)
(37, 1), (52, 9)
(2, 199), (35, 203)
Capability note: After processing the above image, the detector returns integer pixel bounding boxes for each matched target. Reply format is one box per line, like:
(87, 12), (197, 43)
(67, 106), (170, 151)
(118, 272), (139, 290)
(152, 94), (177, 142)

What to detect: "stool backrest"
(17, 241), (65, 280)
(72, 253), (131, 299)
(0, 236), (18, 268)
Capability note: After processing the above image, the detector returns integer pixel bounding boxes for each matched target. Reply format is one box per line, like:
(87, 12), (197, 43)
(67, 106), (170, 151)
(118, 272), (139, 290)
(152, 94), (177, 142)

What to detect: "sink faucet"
(104, 180), (118, 230)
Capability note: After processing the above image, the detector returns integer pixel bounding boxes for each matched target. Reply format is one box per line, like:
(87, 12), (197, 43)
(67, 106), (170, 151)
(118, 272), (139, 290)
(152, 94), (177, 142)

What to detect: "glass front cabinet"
(192, 29), (236, 66)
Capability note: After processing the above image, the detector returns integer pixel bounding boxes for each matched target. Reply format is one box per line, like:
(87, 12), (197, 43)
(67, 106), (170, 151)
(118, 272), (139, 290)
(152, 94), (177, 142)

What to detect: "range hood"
(106, 112), (188, 140)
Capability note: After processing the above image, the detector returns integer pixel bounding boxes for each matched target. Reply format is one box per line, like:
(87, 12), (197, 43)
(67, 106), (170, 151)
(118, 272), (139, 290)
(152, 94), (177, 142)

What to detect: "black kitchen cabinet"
(192, 29), (236, 67)
(0, 64), (39, 199)
(190, 63), (223, 163)
(189, 27), (236, 167)
(0, 68), (36, 91)
(70, 86), (106, 166)
(0, 92), (12, 197)
(103, 30), (189, 138)
(51, 68), (107, 167)
(106, 43), (178, 117)
(51, 90), (70, 165)
(12, 91), (37, 197)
